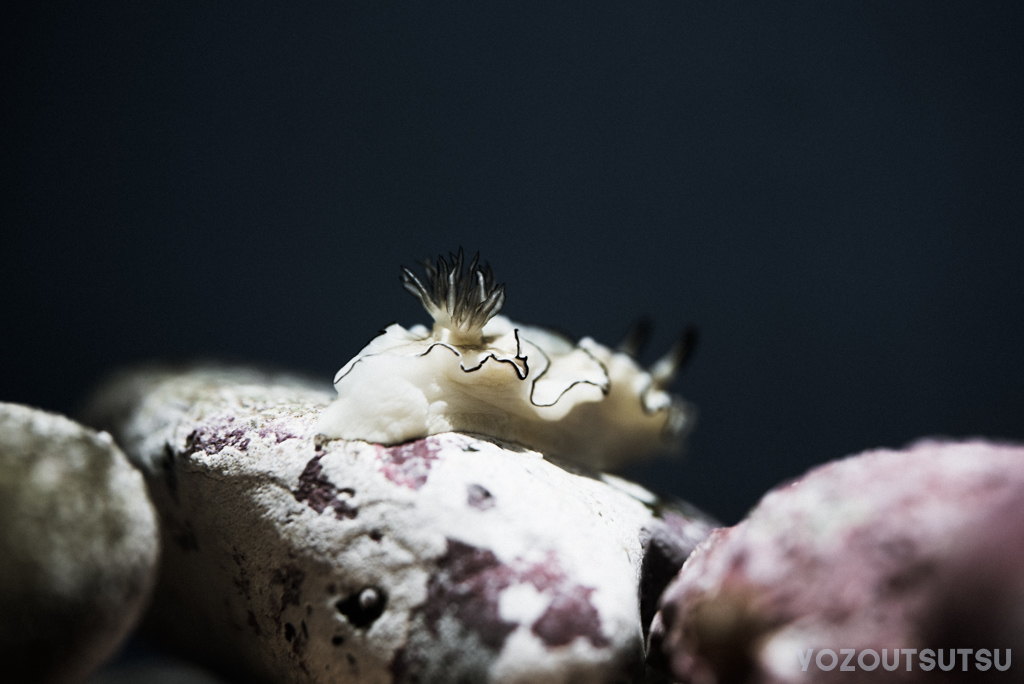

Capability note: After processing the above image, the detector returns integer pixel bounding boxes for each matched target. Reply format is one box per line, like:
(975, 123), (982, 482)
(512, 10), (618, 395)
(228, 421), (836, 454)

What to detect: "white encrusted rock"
(82, 366), (715, 684)
(0, 402), (159, 684)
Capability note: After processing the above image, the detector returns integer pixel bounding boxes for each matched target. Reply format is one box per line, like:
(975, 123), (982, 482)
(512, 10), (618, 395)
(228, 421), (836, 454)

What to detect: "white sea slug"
(317, 251), (695, 470)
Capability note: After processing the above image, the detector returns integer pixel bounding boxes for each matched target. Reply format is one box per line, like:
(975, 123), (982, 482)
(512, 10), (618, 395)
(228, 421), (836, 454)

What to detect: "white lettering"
(858, 649), (879, 671)
(805, 646), (1004, 673)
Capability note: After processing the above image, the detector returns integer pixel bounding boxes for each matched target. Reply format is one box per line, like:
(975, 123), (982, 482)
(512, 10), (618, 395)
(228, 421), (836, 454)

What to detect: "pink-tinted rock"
(82, 365), (715, 684)
(649, 440), (1024, 683)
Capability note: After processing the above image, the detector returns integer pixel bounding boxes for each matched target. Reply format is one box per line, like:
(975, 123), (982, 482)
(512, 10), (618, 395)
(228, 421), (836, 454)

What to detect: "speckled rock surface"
(82, 366), (715, 684)
(649, 440), (1024, 684)
(0, 403), (159, 684)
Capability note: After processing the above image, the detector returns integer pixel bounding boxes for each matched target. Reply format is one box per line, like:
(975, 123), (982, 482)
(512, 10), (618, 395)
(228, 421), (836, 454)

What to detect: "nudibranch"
(316, 251), (695, 470)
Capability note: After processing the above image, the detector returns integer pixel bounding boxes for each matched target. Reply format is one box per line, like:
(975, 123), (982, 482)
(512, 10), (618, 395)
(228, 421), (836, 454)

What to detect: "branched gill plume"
(401, 250), (506, 336)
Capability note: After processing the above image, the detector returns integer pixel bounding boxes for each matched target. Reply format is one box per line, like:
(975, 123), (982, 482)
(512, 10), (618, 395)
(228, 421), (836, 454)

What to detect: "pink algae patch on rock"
(293, 455), (358, 520)
(422, 539), (609, 652)
(257, 423), (299, 444)
(184, 415), (300, 455)
(423, 539), (519, 649)
(375, 437), (441, 490)
(650, 440), (1024, 684)
(532, 585), (610, 648)
(185, 416), (251, 454)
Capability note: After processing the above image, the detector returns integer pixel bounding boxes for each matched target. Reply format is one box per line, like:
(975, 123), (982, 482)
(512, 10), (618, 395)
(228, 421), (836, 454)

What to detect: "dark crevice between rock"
(161, 443), (179, 503)
(639, 534), (689, 639)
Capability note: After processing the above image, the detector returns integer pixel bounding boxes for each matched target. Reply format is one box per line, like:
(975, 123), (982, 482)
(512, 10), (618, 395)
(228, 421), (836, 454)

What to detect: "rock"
(0, 402), (160, 684)
(649, 440), (1024, 683)
(87, 658), (228, 684)
(82, 365), (716, 684)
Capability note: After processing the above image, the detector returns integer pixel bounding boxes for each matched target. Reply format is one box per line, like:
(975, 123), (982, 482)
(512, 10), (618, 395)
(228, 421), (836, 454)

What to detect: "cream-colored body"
(317, 254), (693, 470)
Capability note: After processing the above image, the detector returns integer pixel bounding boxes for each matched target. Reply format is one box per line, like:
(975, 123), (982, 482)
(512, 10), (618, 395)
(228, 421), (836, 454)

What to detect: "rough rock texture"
(82, 365), (715, 684)
(649, 440), (1024, 683)
(0, 402), (159, 684)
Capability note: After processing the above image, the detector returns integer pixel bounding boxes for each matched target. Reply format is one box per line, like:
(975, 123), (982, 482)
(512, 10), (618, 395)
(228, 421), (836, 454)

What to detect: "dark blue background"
(4, 2), (1023, 523)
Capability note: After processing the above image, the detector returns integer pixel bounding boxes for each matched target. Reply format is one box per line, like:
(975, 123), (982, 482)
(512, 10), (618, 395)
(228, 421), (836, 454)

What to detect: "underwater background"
(4, 1), (1023, 524)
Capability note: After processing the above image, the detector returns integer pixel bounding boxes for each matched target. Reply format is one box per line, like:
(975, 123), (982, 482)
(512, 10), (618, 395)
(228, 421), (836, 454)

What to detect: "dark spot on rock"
(294, 455), (358, 520)
(639, 531), (691, 638)
(232, 549), (251, 599)
(247, 610), (261, 636)
(467, 484), (495, 510)
(332, 635), (344, 646)
(369, 529), (384, 541)
(283, 618), (308, 656)
(326, 583), (336, 594)
(336, 587), (387, 629)
(347, 653), (357, 667)
(532, 585), (609, 648)
(423, 540), (518, 649)
(271, 565), (306, 613)
(377, 438), (440, 489)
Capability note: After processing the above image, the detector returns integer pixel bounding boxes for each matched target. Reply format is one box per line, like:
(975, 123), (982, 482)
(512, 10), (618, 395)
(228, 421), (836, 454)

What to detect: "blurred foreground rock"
(83, 365), (715, 684)
(0, 403), (159, 684)
(649, 440), (1024, 683)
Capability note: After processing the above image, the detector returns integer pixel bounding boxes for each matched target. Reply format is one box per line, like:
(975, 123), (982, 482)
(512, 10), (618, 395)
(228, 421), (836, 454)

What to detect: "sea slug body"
(317, 251), (694, 470)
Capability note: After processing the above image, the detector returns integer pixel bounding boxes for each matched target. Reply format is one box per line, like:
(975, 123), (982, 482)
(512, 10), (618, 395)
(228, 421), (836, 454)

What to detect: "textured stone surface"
(83, 365), (715, 684)
(649, 440), (1024, 683)
(0, 402), (159, 684)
